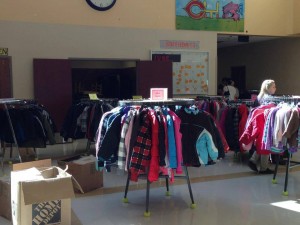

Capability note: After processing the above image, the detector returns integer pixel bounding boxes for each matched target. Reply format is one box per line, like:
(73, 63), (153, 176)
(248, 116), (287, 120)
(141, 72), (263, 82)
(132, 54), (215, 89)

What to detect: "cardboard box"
(0, 176), (11, 220)
(11, 159), (78, 225)
(0, 159), (52, 222)
(57, 155), (103, 193)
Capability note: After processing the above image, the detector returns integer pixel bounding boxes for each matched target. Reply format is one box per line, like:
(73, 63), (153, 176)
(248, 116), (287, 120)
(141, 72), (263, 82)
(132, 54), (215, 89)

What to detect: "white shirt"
(223, 85), (237, 100)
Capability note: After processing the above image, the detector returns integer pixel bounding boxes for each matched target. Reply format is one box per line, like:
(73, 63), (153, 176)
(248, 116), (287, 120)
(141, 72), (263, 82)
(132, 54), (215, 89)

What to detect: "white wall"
(0, 21), (217, 98)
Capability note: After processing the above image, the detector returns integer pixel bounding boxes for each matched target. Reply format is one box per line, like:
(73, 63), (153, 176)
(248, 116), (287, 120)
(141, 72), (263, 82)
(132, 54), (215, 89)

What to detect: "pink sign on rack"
(150, 88), (168, 101)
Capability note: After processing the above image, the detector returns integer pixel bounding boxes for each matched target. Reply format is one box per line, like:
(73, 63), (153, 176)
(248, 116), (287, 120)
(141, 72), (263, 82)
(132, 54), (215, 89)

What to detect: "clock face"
(86, 0), (117, 11)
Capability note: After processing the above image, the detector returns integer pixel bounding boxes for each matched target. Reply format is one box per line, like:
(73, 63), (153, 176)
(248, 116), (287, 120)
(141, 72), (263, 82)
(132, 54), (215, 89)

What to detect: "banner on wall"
(151, 50), (209, 95)
(176, 0), (245, 32)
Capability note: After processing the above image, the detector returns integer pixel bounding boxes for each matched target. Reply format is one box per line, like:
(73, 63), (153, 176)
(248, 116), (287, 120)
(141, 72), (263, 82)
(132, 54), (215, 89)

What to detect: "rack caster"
(190, 203), (197, 209)
(144, 211), (151, 217)
(282, 191), (288, 196)
(122, 197), (129, 203)
(272, 179), (277, 184)
(165, 191), (171, 196)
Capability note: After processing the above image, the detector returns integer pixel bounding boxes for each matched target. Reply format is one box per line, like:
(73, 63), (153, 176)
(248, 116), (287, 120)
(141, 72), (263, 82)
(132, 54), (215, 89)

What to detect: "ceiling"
(217, 35), (280, 48)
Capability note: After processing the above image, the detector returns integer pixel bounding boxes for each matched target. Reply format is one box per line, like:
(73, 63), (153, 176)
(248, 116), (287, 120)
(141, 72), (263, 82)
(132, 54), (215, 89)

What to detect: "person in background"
(247, 79), (276, 174)
(231, 79), (239, 100)
(256, 79), (276, 104)
(223, 78), (238, 101)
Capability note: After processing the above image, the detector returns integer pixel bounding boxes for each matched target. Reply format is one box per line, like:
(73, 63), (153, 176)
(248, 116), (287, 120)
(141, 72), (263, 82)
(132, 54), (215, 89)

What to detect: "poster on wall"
(176, 0), (245, 32)
(151, 50), (209, 95)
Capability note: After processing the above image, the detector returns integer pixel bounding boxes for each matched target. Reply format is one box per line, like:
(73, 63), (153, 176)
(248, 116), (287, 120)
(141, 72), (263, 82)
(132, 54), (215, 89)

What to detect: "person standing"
(223, 78), (238, 101)
(243, 79), (276, 174)
(256, 79), (276, 104)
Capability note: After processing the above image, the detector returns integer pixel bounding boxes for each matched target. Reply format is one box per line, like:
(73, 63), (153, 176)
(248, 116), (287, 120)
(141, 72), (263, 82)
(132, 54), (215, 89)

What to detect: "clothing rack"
(0, 98), (35, 167)
(118, 98), (195, 107)
(83, 98), (118, 154)
(262, 95), (300, 196)
(227, 99), (254, 107)
(60, 98), (118, 155)
(195, 95), (224, 101)
(262, 95), (300, 105)
(118, 98), (196, 216)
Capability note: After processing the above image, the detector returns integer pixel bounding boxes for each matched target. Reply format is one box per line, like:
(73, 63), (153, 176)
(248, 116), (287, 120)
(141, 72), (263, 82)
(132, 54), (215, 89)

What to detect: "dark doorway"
(0, 57), (13, 98)
(231, 66), (249, 99)
(72, 67), (136, 102)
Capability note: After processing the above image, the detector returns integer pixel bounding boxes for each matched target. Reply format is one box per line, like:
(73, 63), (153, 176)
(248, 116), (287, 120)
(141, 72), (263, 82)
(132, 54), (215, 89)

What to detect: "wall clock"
(86, 0), (117, 11)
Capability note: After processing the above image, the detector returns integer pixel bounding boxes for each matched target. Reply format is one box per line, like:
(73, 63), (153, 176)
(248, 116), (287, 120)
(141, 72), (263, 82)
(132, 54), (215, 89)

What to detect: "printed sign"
(160, 40), (200, 50)
(150, 88), (168, 101)
(0, 48), (8, 56)
(152, 54), (181, 62)
(89, 93), (98, 100)
(32, 200), (61, 225)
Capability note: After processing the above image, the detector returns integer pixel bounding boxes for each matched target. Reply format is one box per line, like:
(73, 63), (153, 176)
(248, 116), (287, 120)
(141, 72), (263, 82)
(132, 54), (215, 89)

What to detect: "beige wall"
(1, 0), (298, 35)
(0, 0), (299, 98)
(0, 21), (217, 98)
(0, 1), (176, 30)
(244, 0), (293, 36)
(293, 0), (300, 34)
(218, 37), (300, 95)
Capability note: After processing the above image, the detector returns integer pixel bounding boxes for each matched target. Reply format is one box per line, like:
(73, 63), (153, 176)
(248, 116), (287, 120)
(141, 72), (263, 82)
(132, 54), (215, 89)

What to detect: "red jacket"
(238, 104), (249, 152)
(239, 104), (275, 155)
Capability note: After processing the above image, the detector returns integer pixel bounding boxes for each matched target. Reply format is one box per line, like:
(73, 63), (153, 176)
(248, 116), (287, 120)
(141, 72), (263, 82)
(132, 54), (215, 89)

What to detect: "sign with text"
(152, 53), (181, 62)
(150, 88), (168, 101)
(89, 93), (98, 100)
(160, 40), (200, 50)
(0, 48), (8, 56)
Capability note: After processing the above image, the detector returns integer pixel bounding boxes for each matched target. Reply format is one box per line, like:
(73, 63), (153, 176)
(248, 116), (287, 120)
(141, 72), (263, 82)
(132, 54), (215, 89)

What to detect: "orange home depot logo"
(32, 200), (61, 225)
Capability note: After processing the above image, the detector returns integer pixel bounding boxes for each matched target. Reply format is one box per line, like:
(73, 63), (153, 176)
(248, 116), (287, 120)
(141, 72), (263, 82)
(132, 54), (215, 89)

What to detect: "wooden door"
(33, 59), (72, 132)
(136, 61), (173, 98)
(0, 57), (12, 98)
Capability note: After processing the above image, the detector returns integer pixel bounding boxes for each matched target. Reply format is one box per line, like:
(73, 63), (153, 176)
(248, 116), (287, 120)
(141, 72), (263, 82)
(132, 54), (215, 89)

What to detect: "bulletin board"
(151, 50), (209, 95)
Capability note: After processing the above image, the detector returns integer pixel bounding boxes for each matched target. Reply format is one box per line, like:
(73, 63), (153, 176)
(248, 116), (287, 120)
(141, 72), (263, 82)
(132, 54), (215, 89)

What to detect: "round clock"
(86, 0), (117, 11)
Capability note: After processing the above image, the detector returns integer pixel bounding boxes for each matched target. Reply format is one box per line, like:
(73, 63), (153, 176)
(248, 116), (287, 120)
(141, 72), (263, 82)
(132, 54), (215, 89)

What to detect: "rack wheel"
(282, 191), (289, 196)
(165, 191), (171, 196)
(144, 211), (151, 217)
(35, 158), (39, 161)
(190, 203), (197, 209)
(122, 197), (129, 203)
(272, 179), (277, 184)
(8, 161), (12, 165)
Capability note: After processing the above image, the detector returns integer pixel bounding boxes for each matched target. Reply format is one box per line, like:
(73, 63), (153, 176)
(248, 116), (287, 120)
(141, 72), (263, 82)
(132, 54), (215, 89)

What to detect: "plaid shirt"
(117, 109), (135, 170)
(129, 109), (152, 182)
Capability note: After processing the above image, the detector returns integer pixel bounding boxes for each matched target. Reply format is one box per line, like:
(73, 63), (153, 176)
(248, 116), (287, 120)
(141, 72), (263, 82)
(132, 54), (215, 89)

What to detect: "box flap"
(13, 159), (51, 171)
(57, 163), (85, 194)
(71, 176), (84, 194)
(20, 167), (75, 205)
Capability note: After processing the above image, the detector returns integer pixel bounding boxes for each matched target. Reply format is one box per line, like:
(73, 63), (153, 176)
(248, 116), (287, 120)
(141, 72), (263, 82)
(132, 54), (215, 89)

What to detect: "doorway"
(70, 59), (137, 102)
(0, 56), (13, 98)
(231, 66), (248, 99)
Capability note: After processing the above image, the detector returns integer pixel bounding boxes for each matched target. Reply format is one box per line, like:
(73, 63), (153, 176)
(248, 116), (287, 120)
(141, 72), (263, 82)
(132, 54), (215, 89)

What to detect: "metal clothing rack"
(62, 98), (118, 155)
(118, 98), (196, 216)
(0, 99), (28, 169)
(262, 95), (300, 196)
(84, 98), (119, 155)
(195, 95), (224, 101)
(227, 99), (254, 107)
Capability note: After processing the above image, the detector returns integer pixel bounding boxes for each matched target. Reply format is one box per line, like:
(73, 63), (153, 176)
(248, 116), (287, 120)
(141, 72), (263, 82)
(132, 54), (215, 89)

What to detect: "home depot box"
(11, 162), (76, 225)
(57, 155), (103, 193)
(0, 176), (11, 220)
(0, 159), (52, 222)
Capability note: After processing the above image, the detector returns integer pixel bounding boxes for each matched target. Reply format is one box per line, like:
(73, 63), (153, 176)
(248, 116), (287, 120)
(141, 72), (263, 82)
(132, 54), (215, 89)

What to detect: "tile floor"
(1, 149), (300, 225)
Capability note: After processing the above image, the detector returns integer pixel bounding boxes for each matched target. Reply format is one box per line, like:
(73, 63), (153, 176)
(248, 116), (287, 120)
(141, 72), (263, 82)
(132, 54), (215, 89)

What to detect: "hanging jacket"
(239, 104), (275, 154)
